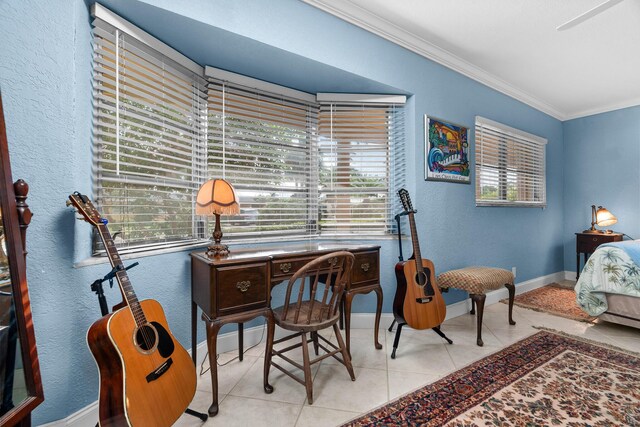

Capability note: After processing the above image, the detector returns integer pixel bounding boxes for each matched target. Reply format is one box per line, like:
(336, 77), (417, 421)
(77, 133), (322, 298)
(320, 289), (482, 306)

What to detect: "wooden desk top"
(190, 242), (381, 265)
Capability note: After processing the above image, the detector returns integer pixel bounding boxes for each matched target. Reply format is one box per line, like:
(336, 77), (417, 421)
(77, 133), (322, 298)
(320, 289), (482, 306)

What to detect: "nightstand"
(576, 232), (623, 279)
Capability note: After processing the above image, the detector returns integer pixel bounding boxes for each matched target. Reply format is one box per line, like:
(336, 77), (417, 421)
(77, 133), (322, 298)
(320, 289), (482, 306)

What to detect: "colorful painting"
(424, 116), (470, 183)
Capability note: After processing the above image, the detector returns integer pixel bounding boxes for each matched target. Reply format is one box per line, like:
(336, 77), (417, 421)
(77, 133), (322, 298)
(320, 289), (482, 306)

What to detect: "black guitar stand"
(389, 212), (453, 359)
(90, 262), (139, 316)
(88, 263), (209, 423)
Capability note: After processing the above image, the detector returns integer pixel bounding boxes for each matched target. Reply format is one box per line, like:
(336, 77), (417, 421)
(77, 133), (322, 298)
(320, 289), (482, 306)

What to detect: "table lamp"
(196, 179), (240, 257)
(583, 204), (617, 234)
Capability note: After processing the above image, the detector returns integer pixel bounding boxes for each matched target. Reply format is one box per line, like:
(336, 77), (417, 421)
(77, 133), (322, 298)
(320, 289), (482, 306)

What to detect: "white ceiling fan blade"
(557, 0), (625, 31)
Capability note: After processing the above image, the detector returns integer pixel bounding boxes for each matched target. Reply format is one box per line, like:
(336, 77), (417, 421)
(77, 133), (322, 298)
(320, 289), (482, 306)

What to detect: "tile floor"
(176, 282), (640, 427)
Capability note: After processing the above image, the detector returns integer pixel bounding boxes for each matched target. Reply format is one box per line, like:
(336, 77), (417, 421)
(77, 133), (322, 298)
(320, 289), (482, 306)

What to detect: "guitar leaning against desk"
(68, 193), (196, 427)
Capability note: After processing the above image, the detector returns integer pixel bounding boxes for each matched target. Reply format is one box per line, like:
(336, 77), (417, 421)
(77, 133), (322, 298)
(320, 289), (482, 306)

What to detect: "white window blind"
(318, 102), (405, 235)
(206, 78), (319, 240)
(90, 7), (407, 254)
(475, 116), (547, 207)
(92, 17), (207, 252)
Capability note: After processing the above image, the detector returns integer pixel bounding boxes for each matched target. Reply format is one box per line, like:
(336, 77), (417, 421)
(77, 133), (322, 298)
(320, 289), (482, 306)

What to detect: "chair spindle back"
(281, 251), (355, 325)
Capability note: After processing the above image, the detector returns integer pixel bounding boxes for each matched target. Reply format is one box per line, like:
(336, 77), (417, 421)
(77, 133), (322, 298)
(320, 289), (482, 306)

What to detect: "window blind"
(92, 18), (207, 252)
(206, 79), (319, 240)
(475, 116), (547, 207)
(318, 102), (405, 235)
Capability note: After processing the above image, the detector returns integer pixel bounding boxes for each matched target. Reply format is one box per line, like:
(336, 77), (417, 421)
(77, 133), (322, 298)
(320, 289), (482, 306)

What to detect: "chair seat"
(437, 266), (514, 295)
(273, 301), (338, 332)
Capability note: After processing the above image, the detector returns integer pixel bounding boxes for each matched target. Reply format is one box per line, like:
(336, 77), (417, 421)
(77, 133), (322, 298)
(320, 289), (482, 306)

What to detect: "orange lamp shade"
(195, 179), (240, 216)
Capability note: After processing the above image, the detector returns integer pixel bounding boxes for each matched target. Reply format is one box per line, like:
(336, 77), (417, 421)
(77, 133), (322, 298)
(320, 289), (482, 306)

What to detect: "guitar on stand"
(390, 189), (452, 358)
(68, 192), (198, 426)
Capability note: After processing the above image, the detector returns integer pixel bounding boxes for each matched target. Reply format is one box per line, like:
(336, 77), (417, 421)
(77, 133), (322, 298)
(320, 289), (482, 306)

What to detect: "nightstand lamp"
(583, 204), (617, 234)
(196, 178), (240, 258)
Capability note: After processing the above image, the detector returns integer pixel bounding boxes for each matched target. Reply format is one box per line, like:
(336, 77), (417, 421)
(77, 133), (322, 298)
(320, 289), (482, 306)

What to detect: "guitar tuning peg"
(66, 200), (72, 207)
(77, 217), (86, 221)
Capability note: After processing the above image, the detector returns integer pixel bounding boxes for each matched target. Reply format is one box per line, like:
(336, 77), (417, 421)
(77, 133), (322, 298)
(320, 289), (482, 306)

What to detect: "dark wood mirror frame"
(0, 93), (44, 426)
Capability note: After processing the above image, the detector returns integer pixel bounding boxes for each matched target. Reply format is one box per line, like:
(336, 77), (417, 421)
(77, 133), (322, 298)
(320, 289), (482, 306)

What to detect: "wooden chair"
(263, 251), (356, 404)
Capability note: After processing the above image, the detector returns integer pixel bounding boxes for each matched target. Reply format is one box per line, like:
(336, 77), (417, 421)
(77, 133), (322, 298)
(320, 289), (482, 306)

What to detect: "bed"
(575, 240), (640, 329)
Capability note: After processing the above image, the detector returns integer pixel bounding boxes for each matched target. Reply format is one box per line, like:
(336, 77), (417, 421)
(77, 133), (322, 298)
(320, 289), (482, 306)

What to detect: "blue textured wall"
(563, 106), (640, 273)
(0, 0), (564, 423)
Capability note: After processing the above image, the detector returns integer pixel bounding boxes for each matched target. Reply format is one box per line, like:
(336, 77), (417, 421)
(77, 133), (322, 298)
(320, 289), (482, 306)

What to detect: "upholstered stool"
(437, 267), (515, 346)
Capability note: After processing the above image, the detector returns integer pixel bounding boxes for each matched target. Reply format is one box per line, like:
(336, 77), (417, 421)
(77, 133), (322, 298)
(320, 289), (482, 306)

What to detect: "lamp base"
(205, 243), (230, 258)
(582, 228), (603, 234)
(205, 213), (230, 258)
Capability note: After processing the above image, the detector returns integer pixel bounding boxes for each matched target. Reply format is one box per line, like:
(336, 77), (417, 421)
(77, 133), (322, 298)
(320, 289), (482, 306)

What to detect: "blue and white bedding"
(576, 240), (640, 316)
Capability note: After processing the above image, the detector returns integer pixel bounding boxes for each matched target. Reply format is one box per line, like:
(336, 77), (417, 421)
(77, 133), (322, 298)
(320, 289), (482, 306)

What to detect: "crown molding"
(301, 0), (570, 120)
(563, 97), (640, 121)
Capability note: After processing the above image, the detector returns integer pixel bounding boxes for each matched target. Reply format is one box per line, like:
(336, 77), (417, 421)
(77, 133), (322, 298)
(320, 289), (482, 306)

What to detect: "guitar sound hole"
(135, 324), (158, 352)
(414, 271), (428, 287)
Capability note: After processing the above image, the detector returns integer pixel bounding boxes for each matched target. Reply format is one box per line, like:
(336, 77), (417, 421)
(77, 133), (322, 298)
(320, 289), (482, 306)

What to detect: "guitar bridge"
(146, 357), (173, 383)
(415, 297), (433, 304)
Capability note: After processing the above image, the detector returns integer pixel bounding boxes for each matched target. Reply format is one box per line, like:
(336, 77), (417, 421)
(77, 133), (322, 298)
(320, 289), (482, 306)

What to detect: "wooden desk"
(190, 243), (383, 416)
(576, 232), (623, 279)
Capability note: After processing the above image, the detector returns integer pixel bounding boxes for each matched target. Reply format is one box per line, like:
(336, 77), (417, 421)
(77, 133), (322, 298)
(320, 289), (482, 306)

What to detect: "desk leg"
(344, 292), (353, 357)
(191, 301), (197, 365)
(205, 321), (223, 417)
(576, 252), (580, 280)
(238, 323), (244, 362)
(373, 286), (383, 350)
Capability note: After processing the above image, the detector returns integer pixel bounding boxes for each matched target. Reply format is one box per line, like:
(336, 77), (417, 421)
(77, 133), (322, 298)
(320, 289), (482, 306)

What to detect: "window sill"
(73, 233), (404, 268)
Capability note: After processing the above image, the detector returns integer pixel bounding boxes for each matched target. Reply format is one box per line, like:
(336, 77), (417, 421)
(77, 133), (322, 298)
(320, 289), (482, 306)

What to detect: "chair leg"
(470, 294), (486, 347)
(263, 313), (275, 394)
(470, 296), (476, 315)
(300, 332), (314, 404)
(333, 324), (356, 381)
(505, 283), (516, 326)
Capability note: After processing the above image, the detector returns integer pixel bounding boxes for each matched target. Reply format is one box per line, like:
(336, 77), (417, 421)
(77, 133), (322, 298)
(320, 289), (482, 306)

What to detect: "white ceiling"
(302, 0), (640, 120)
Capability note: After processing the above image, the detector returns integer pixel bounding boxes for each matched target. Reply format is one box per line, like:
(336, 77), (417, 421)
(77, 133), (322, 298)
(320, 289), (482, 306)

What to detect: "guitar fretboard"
(96, 223), (147, 327)
(407, 212), (424, 274)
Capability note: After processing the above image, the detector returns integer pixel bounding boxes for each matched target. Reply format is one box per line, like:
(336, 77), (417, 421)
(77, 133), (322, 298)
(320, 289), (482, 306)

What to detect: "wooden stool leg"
(505, 283), (516, 326)
(263, 313), (275, 394)
(470, 296), (476, 315)
(300, 332), (314, 405)
(470, 294), (486, 347)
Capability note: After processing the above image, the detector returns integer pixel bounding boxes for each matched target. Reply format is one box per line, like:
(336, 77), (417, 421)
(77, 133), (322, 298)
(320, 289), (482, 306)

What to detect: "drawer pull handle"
(236, 281), (251, 293)
(327, 257), (338, 267)
(279, 263), (292, 273)
(361, 263), (370, 272)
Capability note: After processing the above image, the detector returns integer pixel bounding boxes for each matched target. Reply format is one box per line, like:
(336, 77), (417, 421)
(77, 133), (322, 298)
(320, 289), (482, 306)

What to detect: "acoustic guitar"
(393, 189), (446, 330)
(68, 192), (196, 427)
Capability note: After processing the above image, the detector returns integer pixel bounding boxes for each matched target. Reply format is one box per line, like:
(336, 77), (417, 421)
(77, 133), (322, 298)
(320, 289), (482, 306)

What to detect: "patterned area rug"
(500, 283), (596, 322)
(343, 331), (640, 426)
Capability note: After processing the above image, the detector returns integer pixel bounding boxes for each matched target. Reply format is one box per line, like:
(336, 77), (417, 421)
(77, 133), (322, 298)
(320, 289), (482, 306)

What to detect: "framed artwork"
(424, 115), (470, 183)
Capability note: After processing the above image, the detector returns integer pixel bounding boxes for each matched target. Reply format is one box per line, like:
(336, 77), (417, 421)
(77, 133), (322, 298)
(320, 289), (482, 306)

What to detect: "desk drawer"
(351, 250), (379, 288)
(216, 262), (268, 316)
(272, 256), (316, 279)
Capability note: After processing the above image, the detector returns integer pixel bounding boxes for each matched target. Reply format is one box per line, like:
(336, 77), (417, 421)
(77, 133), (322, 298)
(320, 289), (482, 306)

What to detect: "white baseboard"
(564, 271), (577, 281)
(40, 270), (561, 426)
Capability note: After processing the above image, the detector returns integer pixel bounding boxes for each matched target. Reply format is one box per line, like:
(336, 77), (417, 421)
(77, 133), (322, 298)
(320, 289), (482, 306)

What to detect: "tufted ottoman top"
(437, 267), (514, 295)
